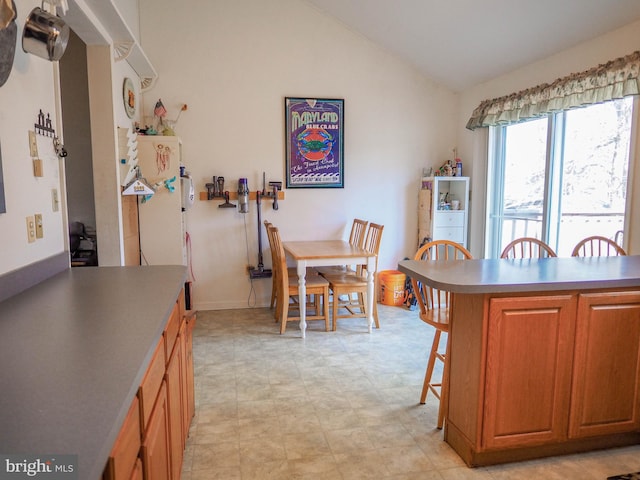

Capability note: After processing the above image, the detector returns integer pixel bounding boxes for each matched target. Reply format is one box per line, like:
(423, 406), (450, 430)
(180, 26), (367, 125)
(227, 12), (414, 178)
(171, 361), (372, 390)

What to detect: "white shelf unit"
(418, 176), (470, 248)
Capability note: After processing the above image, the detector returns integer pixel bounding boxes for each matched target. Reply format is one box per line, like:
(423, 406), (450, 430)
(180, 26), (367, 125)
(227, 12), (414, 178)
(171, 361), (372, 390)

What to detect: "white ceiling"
(304, 0), (640, 92)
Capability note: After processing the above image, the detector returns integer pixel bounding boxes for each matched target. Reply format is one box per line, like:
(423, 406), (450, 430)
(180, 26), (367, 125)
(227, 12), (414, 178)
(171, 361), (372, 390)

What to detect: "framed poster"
(285, 97), (344, 188)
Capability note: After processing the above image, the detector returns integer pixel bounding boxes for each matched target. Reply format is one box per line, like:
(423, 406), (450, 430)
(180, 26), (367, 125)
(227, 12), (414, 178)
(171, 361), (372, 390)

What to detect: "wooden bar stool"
(412, 240), (472, 429)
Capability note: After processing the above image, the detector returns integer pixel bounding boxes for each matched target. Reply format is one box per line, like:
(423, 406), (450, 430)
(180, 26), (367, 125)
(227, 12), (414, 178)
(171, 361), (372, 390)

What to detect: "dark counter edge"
(0, 252), (69, 303)
(91, 267), (188, 480)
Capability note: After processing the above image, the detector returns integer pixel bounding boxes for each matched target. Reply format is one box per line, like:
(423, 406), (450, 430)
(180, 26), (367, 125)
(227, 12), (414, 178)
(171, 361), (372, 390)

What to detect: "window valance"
(466, 50), (640, 130)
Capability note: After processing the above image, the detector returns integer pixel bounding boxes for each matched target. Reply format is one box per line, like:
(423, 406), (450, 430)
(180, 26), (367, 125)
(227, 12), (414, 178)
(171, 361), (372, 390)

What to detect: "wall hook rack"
(34, 109), (55, 137)
(200, 173), (285, 204)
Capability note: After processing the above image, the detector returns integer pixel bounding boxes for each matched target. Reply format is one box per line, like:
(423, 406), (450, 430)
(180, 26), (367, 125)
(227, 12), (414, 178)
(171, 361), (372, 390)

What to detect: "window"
(486, 97), (634, 258)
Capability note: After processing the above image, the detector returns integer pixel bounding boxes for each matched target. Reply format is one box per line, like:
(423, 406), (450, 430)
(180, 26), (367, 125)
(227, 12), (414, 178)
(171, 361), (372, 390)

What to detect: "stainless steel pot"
(22, 6), (69, 61)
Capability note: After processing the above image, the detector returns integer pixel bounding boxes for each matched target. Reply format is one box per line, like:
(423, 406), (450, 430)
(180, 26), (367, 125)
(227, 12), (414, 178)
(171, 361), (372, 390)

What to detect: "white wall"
(457, 20), (640, 257)
(0, 0), (149, 276)
(0, 0), (67, 273)
(138, 0), (459, 310)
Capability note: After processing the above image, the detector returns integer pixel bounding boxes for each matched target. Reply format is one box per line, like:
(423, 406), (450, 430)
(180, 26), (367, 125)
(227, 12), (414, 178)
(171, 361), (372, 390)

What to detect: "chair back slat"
(356, 222), (384, 276)
(267, 225), (289, 290)
(571, 235), (627, 257)
(349, 218), (369, 249)
(500, 237), (557, 259)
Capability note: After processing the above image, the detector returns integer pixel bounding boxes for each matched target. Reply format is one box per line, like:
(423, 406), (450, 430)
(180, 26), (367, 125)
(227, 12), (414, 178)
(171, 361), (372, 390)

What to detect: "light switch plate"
(28, 131), (38, 157)
(34, 214), (43, 238)
(51, 189), (59, 212)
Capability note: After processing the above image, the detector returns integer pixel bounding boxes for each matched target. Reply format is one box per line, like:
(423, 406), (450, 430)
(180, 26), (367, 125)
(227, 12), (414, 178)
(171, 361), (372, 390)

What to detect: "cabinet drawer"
(139, 339), (165, 432)
(434, 211), (465, 227)
(163, 302), (180, 364)
(433, 226), (464, 243)
(103, 396), (141, 480)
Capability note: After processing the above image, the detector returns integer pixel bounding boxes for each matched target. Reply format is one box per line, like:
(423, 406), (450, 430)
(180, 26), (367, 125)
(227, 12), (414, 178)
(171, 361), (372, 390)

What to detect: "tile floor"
(180, 304), (640, 479)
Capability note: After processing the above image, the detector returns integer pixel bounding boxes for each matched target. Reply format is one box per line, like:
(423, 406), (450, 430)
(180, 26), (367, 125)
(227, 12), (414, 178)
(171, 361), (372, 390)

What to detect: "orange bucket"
(378, 270), (406, 306)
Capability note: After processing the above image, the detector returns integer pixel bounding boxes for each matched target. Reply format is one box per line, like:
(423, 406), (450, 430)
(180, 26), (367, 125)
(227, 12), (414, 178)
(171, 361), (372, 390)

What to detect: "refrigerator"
(135, 135), (187, 266)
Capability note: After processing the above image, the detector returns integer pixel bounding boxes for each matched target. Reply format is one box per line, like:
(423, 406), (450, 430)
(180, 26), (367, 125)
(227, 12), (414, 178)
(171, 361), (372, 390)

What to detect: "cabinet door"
(165, 339), (184, 480)
(184, 313), (196, 431)
(130, 459), (143, 480)
(569, 291), (640, 438)
(482, 295), (576, 449)
(103, 397), (141, 480)
(141, 382), (171, 480)
(139, 339), (166, 431)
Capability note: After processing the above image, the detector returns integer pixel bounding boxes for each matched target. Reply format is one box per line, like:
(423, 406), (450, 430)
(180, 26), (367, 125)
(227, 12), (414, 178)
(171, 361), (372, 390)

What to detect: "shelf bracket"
(113, 41), (134, 62)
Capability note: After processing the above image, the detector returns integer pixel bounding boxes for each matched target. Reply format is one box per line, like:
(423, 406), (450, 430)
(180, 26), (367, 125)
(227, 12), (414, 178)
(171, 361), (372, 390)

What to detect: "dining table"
(283, 240), (377, 337)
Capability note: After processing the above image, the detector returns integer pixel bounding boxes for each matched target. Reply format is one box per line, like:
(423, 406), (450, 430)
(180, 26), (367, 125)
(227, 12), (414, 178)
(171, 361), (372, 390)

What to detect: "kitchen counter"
(0, 266), (187, 479)
(397, 255), (640, 294)
(398, 256), (640, 466)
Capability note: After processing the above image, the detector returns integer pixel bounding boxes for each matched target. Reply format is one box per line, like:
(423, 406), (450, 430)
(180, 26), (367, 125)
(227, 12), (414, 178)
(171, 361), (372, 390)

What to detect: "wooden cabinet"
(130, 459), (143, 480)
(139, 340), (166, 431)
(482, 295), (576, 448)
(165, 338), (184, 480)
(418, 176), (469, 247)
(103, 397), (141, 480)
(103, 289), (196, 480)
(183, 312), (196, 431)
(141, 381), (171, 480)
(446, 288), (640, 466)
(569, 291), (640, 438)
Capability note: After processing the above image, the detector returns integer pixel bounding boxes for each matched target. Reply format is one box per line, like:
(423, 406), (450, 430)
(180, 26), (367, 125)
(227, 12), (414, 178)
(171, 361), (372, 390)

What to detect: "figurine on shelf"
(152, 99), (188, 136)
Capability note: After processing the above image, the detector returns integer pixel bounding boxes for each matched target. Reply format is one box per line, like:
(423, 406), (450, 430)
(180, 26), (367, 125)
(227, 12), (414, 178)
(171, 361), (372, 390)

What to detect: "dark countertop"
(0, 266), (187, 480)
(398, 256), (640, 294)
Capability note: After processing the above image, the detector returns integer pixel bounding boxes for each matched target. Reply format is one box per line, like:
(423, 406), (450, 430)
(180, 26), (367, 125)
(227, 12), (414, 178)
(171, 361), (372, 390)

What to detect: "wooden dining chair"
(315, 218), (369, 276)
(571, 235), (627, 257)
(412, 239), (473, 429)
(500, 237), (557, 259)
(267, 225), (330, 334)
(321, 222), (384, 331)
(264, 221), (278, 310)
(265, 220), (320, 318)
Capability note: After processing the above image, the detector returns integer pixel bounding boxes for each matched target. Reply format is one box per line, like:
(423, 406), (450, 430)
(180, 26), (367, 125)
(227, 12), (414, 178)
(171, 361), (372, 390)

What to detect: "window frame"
(484, 97), (636, 258)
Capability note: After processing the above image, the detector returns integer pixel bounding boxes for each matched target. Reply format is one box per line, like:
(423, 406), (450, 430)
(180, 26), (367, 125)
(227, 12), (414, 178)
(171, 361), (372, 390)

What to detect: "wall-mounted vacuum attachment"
(238, 178), (249, 213)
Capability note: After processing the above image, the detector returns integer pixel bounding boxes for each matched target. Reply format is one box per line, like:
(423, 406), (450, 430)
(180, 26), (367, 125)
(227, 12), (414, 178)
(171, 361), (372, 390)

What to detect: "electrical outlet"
(26, 216), (36, 243)
(34, 214), (43, 239)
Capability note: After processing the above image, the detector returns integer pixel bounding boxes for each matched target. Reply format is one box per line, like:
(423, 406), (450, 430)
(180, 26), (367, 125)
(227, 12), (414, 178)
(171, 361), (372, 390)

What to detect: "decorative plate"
(123, 77), (135, 118)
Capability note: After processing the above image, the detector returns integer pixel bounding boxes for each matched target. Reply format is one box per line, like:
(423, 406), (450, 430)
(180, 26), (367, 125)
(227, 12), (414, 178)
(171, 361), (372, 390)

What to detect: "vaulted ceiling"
(304, 0), (640, 92)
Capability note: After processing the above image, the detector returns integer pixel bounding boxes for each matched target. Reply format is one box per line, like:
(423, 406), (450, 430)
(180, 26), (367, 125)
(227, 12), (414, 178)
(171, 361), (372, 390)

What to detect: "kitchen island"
(398, 256), (640, 466)
(0, 266), (189, 479)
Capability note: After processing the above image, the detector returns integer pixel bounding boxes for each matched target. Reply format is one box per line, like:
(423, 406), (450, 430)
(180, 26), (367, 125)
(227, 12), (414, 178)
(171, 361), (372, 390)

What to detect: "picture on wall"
(0, 141), (5, 214)
(285, 97), (344, 188)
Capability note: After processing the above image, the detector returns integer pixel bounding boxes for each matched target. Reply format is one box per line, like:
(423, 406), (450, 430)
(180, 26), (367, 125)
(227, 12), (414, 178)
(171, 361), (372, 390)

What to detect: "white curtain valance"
(466, 50), (640, 130)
